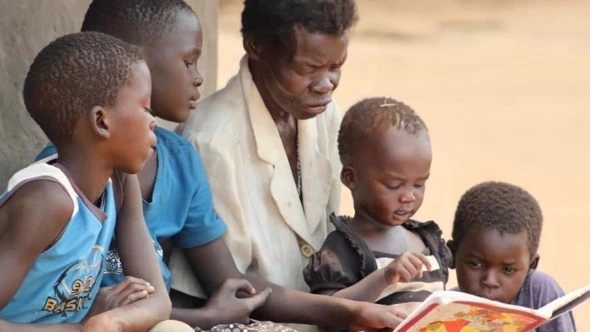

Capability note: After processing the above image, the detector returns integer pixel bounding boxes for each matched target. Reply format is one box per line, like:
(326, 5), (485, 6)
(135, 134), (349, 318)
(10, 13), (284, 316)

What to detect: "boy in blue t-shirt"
(0, 32), (170, 330)
(37, 0), (228, 294)
(39, 0), (410, 330)
(448, 181), (577, 332)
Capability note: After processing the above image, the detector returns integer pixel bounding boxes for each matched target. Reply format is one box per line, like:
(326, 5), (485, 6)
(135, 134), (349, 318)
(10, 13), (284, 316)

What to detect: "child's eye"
(503, 266), (517, 274)
(144, 107), (153, 115)
(414, 183), (425, 188)
(385, 183), (402, 190)
(467, 261), (482, 269)
(184, 61), (194, 69)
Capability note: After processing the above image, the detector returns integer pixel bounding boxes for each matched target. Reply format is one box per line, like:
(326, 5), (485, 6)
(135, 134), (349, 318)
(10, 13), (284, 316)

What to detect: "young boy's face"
(106, 61), (157, 174)
(346, 127), (431, 227)
(145, 10), (203, 123)
(454, 228), (532, 304)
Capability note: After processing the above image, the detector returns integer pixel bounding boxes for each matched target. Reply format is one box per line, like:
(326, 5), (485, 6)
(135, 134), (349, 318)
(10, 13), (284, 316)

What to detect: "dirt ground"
(217, 0), (590, 327)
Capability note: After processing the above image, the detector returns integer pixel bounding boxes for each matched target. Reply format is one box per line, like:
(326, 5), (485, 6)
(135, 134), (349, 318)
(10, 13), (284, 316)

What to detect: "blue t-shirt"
(37, 127), (227, 289)
(0, 162), (117, 323)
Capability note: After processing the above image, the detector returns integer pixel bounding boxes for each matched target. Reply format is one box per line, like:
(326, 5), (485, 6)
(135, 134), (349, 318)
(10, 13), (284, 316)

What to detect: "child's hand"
(204, 278), (272, 326)
(86, 276), (155, 317)
(384, 252), (432, 284)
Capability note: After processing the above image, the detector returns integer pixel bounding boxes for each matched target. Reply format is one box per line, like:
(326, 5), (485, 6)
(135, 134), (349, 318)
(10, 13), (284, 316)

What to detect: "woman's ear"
(243, 34), (263, 61)
(341, 167), (356, 190)
(447, 239), (457, 269)
(89, 105), (110, 139)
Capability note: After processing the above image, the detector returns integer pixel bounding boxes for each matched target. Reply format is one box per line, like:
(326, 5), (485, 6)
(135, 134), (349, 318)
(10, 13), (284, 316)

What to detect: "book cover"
(392, 284), (589, 332)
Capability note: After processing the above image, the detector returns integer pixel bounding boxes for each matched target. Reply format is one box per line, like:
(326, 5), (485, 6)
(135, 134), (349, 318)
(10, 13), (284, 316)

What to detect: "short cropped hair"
(452, 181), (543, 257)
(23, 32), (143, 144)
(338, 97), (428, 167)
(241, 0), (357, 48)
(81, 0), (194, 47)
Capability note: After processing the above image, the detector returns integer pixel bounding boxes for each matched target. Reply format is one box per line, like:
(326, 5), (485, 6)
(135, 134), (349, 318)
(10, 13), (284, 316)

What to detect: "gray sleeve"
(517, 271), (577, 332)
(536, 312), (576, 332)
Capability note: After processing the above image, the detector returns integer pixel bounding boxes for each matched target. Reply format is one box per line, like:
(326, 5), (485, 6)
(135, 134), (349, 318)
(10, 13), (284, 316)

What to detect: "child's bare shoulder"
(1, 179), (74, 246)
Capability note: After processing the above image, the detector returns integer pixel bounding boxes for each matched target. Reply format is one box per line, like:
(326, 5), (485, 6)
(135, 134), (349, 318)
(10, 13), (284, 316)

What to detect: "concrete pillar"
(0, 0), (218, 187)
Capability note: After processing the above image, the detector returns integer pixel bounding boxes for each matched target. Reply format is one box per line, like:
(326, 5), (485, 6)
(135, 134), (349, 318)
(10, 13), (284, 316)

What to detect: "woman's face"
(255, 26), (350, 120)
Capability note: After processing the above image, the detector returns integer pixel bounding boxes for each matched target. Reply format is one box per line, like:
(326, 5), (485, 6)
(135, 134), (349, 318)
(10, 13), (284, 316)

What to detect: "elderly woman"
(173, 1), (410, 331)
(176, 0), (349, 296)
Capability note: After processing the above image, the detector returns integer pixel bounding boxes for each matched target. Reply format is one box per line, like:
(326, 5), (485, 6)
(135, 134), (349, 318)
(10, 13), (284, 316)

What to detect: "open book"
(393, 284), (590, 332)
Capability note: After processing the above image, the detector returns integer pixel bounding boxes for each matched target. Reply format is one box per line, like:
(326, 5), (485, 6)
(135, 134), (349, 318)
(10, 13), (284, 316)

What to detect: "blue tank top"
(0, 161), (117, 323)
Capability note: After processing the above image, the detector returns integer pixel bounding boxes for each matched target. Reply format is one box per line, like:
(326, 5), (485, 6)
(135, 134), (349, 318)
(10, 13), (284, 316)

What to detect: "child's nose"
(193, 70), (203, 88)
(399, 190), (416, 203)
(147, 112), (156, 130)
(481, 270), (500, 288)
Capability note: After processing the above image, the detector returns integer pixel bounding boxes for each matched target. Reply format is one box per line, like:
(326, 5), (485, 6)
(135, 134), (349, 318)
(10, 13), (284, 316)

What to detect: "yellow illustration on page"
(418, 306), (536, 332)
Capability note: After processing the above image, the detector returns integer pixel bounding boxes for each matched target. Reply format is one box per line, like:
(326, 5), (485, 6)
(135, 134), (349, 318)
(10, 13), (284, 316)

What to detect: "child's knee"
(150, 320), (194, 332)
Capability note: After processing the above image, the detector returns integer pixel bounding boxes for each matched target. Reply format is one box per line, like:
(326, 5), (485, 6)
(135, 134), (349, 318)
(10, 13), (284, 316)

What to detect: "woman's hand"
(350, 302), (408, 331)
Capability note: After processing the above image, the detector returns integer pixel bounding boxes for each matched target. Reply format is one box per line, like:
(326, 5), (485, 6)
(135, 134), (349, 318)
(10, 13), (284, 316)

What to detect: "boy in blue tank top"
(38, 0), (409, 330)
(0, 32), (171, 331)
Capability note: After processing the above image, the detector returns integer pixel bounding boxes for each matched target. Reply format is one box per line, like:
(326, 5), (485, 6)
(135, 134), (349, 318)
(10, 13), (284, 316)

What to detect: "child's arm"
(329, 252), (432, 303)
(84, 276), (156, 317)
(0, 181), (82, 331)
(0, 322), (80, 332)
(303, 228), (431, 303)
(90, 174), (171, 331)
(182, 239), (407, 330)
